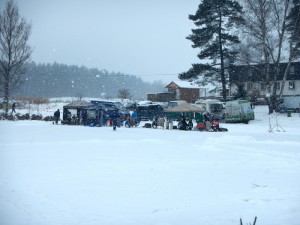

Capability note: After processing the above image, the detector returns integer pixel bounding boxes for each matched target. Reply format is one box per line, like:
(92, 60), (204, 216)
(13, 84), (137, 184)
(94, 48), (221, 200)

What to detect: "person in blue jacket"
(111, 110), (118, 131)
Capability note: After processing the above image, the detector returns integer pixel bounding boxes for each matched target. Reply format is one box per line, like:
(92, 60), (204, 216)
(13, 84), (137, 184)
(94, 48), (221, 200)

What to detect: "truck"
(224, 99), (255, 123)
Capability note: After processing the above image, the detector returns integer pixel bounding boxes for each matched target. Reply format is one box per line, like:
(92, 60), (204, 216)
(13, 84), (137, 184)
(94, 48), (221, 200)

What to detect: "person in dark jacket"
(111, 111), (118, 131)
(54, 109), (60, 125)
(188, 118), (193, 130)
(181, 116), (187, 130)
(11, 102), (16, 114)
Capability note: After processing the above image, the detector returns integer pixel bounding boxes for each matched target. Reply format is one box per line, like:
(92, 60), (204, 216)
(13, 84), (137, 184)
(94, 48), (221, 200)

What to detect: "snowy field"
(0, 105), (300, 225)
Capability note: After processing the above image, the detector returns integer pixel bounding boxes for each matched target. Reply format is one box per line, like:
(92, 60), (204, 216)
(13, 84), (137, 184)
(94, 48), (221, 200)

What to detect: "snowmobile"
(210, 119), (228, 132)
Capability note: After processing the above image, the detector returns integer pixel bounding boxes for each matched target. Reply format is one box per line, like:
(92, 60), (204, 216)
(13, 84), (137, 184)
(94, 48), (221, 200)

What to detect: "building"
(147, 80), (207, 103)
(229, 62), (300, 98)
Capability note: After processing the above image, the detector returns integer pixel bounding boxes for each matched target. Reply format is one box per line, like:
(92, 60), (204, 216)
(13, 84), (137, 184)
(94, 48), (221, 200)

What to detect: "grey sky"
(1, 0), (200, 83)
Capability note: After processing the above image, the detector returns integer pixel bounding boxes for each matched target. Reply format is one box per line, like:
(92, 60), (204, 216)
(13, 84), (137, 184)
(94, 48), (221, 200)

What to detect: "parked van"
(225, 99), (255, 123)
(194, 99), (225, 120)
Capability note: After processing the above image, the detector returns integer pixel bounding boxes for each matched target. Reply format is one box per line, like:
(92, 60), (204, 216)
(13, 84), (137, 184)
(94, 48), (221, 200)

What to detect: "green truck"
(225, 100), (255, 123)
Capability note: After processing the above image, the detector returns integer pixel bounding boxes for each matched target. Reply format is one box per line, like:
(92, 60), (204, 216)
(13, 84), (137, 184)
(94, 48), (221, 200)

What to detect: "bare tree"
(239, 0), (292, 113)
(269, 0), (291, 109)
(279, 0), (300, 98)
(75, 91), (84, 101)
(0, 0), (32, 113)
(239, 0), (273, 113)
(117, 88), (131, 100)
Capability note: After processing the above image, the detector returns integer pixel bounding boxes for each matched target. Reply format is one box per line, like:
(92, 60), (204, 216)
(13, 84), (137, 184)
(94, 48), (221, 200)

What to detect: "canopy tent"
(63, 101), (93, 110)
(163, 103), (204, 113)
(164, 103), (206, 130)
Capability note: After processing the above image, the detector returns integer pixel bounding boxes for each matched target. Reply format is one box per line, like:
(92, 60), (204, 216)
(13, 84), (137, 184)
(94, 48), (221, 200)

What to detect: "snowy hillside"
(0, 105), (300, 225)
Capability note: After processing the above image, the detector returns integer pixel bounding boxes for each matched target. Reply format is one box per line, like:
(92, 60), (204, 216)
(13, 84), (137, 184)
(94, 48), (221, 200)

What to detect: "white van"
(225, 99), (255, 123)
(194, 99), (225, 120)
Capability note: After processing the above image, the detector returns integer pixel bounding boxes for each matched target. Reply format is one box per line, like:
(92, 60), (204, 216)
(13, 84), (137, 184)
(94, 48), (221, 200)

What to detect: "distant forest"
(13, 62), (165, 99)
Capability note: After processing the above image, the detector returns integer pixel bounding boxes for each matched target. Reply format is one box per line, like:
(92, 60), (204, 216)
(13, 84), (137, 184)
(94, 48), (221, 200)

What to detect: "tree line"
(13, 62), (164, 99)
(0, 0), (164, 114)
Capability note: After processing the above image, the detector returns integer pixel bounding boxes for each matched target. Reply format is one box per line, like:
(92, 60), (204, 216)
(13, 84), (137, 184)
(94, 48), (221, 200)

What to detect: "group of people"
(179, 116), (194, 130)
(180, 112), (216, 131)
(204, 112), (214, 122)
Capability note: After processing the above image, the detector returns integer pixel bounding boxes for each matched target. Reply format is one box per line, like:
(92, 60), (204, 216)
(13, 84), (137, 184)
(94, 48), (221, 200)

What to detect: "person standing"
(54, 109), (60, 125)
(181, 116), (187, 130)
(11, 102), (16, 114)
(204, 113), (212, 131)
(111, 110), (118, 131)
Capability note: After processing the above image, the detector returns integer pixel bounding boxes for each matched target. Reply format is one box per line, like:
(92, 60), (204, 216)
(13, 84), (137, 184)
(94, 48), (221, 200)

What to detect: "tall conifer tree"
(179, 0), (244, 100)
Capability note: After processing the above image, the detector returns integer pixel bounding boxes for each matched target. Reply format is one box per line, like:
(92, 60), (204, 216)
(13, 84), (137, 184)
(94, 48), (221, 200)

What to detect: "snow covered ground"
(0, 105), (300, 225)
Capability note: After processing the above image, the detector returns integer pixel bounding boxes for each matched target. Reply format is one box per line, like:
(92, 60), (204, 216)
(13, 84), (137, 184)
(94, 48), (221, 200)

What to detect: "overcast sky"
(1, 0), (200, 83)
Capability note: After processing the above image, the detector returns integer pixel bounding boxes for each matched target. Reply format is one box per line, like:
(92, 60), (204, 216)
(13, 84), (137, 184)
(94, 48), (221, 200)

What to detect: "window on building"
(289, 66), (295, 75)
(248, 68), (253, 77)
(289, 81), (295, 90)
(261, 83), (266, 91)
(247, 83), (253, 91)
(253, 83), (258, 90)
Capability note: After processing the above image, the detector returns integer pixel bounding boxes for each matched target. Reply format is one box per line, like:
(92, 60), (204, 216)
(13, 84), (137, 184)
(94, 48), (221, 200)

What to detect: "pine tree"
(179, 0), (244, 100)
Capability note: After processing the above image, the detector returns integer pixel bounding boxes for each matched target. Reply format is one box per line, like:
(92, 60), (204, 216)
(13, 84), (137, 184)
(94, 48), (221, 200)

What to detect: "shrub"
(0, 113), (14, 120)
(14, 96), (50, 104)
(18, 113), (30, 120)
(44, 116), (55, 122)
(31, 114), (43, 120)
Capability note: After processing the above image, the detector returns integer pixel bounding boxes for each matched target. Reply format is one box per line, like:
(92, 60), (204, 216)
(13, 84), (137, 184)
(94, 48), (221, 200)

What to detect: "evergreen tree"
(179, 0), (244, 100)
(14, 62), (164, 99)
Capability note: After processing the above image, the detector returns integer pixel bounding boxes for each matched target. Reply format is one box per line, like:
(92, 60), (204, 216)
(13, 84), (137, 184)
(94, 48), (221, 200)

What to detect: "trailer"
(62, 100), (120, 126)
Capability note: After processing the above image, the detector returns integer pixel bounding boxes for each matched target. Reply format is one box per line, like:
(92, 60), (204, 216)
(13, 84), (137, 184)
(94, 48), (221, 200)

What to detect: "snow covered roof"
(164, 102), (204, 113)
(165, 80), (203, 89)
(63, 100), (93, 109)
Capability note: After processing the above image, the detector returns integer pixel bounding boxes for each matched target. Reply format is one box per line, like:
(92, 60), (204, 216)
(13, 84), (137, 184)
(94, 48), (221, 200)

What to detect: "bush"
(44, 116), (55, 122)
(0, 112), (44, 121)
(14, 96), (50, 105)
(0, 113), (14, 120)
(17, 113), (30, 120)
(31, 114), (43, 120)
